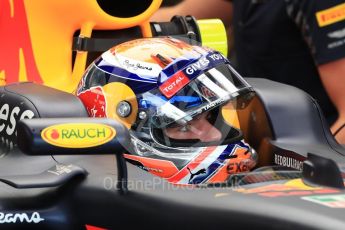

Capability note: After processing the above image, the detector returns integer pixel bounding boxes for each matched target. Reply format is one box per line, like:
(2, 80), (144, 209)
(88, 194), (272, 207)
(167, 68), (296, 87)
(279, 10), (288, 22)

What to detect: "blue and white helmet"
(77, 37), (257, 184)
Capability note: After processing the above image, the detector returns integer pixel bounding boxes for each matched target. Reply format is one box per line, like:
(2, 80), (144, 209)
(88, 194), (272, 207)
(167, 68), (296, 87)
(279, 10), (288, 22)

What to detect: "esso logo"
(0, 103), (35, 136)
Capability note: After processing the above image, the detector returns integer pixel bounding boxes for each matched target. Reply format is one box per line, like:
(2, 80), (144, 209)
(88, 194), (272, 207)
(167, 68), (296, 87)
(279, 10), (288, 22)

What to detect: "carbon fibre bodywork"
(0, 79), (343, 229)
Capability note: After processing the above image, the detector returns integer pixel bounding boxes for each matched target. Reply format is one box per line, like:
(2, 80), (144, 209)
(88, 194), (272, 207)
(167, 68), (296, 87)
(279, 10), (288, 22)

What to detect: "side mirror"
(17, 118), (130, 193)
(302, 153), (344, 189)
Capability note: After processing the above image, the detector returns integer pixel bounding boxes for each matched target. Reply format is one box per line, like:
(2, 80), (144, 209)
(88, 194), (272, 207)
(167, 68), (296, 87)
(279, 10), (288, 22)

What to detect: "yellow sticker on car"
(316, 3), (345, 27)
(41, 123), (116, 148)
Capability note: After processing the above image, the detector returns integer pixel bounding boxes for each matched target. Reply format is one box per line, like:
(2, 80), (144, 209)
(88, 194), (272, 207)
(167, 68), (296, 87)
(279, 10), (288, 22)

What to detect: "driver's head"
(77, 37), (257, 184)
(164, 112), (222, 142)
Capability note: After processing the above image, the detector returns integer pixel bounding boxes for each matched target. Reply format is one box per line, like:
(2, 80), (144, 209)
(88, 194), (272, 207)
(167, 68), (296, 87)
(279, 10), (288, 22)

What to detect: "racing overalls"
(231, 0), (345, 124)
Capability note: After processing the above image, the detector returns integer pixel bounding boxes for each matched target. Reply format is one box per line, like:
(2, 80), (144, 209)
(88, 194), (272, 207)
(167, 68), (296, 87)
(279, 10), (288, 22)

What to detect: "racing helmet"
(77, 37), (257, 185)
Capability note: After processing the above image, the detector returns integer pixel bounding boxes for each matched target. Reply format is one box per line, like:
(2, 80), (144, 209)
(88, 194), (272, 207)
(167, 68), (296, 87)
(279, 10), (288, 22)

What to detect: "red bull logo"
(0, 0), (162, 92)
(0, 0), (42, 84)
(77, 86), (107, 117)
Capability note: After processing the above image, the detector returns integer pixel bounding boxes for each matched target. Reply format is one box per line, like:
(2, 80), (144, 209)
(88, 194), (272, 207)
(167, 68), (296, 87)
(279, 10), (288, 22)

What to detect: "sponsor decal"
(102, 52), (162, 78)
(123, 59), (153, 71)
(41, 123), (116, 148)
(77, 86), (107, 117)
(138, 165), (163, 174)
(328, 27), (345, 39)
(0, 103), (35, 136)
(159, 71), (190, 98)
(209, 53), (224, 61)
(47, 164), (73, 176)
(207, 144), (254, 183)
(0, 103), (35, 150)
(0, 212), (44, 224)
(302, 194), (345, 208)
(236, 179), (340, 198)
(184, 53), (224, 76)
(204, 98), (226, 111)
(316, 3), (345, 27)
(274, 153), (303, 170)
(159, 51), (225, 86)
(187, 167), (207, 184)
(185, 56), (210, 75)
(124, 154), (179, 178)
(227, 160), (251, 174)
(327, 27), (345, 49)
(327, 39), (345, 49)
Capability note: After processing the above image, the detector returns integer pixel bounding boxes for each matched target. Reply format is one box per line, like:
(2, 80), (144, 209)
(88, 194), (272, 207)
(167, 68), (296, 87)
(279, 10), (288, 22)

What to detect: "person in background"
(152, 0), (345, 145)
(153, 0), (233, 28)
(153, 0), (234, 53)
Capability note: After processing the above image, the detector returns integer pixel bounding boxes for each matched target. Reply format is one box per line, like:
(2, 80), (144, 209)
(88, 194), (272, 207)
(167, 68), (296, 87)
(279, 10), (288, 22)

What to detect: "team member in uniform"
(152, 0), (345, 144)
(77, 37), (258, 184)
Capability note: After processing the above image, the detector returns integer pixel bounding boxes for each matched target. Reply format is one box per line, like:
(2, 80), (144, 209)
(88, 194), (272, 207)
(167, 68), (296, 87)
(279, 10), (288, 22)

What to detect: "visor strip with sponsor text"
(159, 51), (229, 98)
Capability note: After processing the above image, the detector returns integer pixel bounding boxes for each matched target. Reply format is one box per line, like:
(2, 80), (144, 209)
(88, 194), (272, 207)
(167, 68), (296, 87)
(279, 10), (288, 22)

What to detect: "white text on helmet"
(209, 53), (224, 61)
(185, 57), (210, 75)
(159, 72), (190, 98)
(162, 76), (184, 93)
